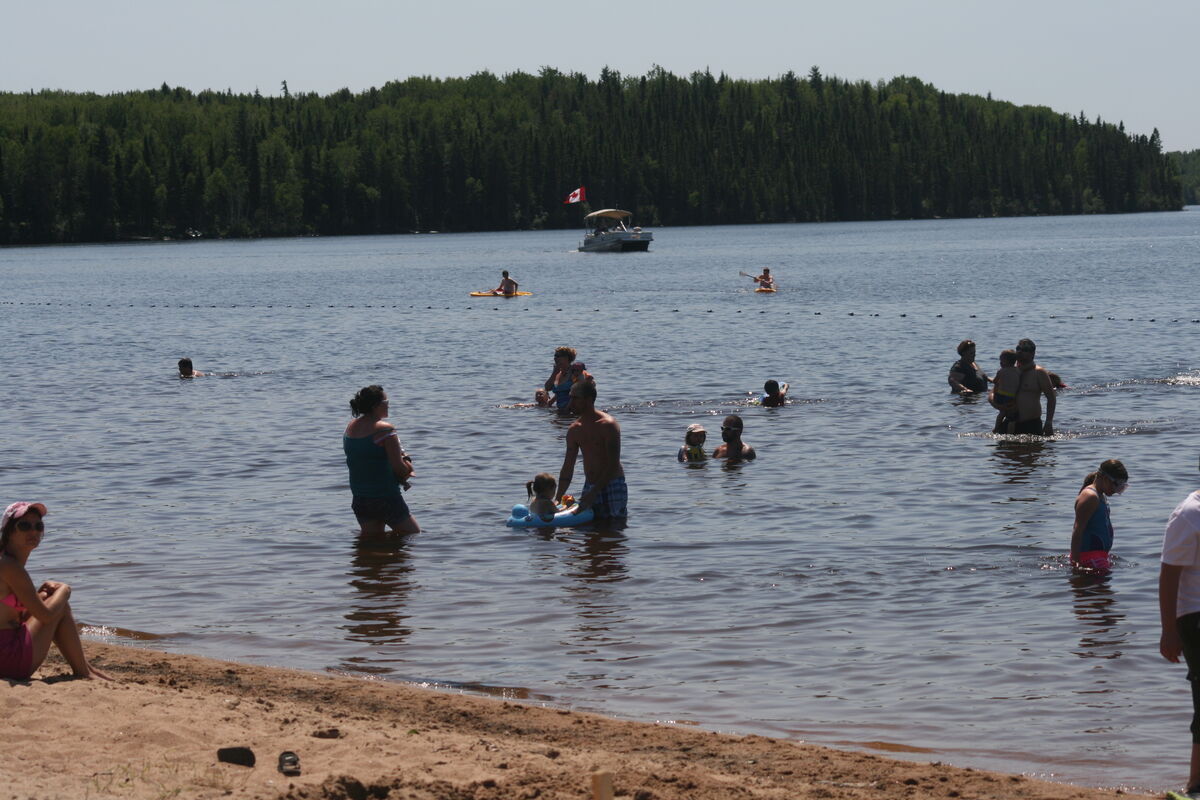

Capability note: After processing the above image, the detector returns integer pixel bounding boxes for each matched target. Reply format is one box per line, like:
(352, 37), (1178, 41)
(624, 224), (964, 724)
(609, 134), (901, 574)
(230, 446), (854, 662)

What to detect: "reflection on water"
(1069, 573), (1127, 661)
(561, 530), (630, 656)
(991, 438), (1055, 486)
(339, 533), (416, 673)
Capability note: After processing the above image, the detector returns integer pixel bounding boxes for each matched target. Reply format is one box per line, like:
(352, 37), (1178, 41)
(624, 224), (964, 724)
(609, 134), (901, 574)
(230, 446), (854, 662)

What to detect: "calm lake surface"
(2, 211), (1199, 791)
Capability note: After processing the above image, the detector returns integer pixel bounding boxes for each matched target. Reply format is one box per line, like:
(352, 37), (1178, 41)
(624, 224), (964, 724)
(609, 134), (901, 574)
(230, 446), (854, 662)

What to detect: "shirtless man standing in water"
(1013, 338), (1056, 436)
(556, 379), (627, 518)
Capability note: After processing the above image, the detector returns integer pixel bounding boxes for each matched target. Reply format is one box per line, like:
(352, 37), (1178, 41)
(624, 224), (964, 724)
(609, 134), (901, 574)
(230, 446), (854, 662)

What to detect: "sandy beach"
(1, 642), (1155, 800)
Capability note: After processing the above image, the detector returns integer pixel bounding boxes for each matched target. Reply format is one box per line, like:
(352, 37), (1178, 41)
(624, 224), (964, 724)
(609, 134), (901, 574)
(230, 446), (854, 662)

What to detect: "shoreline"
(3, 642), (1154, 800)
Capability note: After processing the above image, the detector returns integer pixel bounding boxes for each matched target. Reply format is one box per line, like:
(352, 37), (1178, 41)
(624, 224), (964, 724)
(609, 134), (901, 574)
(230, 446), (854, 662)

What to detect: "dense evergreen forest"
(0, 67), (1183, 245)
(1168, 150), (1200, 205)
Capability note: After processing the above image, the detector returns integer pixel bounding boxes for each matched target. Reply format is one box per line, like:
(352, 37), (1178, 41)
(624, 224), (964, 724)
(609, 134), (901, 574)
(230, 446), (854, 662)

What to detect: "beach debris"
(278, 750), (301, 776)
(216, 746), (256, 767)
(312, 727), (344, 739)
(591, 771), (614, 800)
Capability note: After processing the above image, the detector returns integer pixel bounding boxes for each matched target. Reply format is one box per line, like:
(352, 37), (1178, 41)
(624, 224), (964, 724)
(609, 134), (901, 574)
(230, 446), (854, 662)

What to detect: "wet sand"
(2, 642), (1154, 800)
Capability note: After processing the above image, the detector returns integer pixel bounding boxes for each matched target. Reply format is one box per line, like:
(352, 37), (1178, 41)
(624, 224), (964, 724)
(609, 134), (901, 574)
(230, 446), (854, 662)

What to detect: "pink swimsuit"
(0, 592), (33, 680)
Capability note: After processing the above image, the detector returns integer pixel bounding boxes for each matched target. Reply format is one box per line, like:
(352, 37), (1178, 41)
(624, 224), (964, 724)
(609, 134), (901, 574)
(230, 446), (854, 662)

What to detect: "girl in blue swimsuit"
(1070, 459), (1129, 571)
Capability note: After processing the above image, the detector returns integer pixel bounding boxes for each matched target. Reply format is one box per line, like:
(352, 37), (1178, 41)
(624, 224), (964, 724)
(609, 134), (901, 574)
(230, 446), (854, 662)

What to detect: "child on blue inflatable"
(525, 473), (559, 521)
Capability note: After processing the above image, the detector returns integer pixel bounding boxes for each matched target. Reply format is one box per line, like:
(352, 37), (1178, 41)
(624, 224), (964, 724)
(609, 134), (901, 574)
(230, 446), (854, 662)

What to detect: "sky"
(3, 0), (1197, 152)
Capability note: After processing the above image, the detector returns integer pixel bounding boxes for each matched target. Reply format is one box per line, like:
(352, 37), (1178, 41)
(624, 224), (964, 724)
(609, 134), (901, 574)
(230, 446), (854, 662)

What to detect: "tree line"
(1168, 149), (1200, 205)
(0, 67), (1183, 245)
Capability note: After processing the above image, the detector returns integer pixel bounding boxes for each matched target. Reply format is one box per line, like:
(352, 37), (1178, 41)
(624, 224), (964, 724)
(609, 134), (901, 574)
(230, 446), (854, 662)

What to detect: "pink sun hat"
(2, 502), (48, 532)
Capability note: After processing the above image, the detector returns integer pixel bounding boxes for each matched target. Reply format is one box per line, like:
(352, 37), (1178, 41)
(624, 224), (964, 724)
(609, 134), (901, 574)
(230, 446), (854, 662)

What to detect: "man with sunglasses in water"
(1013, 338), (1056, 436)
(712, 415), (756, 461)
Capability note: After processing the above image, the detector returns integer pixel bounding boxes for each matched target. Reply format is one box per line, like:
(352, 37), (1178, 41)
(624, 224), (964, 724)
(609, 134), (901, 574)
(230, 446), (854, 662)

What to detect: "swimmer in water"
(712, 415), (755, 461)
(541, 346), (577, 412)
(178, 358), (206, 378)
(947, 340), (988, 394)
(761, 379), (789, 407)
(989, 350), (1019, 434)
(525, 473), (558, 521)
(678, 424), (708, 462)
(1070, 459), (1128, 572)
(569, 361), (592, 389)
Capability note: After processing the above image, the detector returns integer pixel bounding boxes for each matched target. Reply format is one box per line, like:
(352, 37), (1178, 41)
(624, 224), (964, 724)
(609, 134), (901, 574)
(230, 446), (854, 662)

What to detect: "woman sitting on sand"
(0, 502), (112, 681)
(344, 385), (419, 535)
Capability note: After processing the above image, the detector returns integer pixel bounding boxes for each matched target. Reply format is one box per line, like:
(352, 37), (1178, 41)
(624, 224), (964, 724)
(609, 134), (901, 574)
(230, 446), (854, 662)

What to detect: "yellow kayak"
(469, 291), (533, 297)
(755, 287), (777, 293)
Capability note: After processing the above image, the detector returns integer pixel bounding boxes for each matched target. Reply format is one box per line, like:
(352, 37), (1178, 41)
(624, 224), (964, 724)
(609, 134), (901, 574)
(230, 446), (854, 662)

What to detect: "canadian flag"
(563, 186), (586, 204)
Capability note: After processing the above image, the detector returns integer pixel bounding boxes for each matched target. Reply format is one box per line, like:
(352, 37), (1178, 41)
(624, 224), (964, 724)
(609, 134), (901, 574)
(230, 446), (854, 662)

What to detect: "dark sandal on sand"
(278, 751), (301, 776)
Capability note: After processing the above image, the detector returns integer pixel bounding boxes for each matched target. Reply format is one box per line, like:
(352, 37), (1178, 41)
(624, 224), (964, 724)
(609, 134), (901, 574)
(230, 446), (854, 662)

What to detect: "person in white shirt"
(1159, 474), (1200, 798)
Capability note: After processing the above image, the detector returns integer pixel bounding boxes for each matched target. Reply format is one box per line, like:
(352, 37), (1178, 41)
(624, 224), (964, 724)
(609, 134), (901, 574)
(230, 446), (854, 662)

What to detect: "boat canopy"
(584, 209), (633, 221)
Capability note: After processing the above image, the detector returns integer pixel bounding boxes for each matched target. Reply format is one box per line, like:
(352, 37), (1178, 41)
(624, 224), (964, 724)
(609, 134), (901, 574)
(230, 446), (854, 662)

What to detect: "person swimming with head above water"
(178, 357), (206, 378)
(678, 423), (708, 462)
(761, 379), (789, 407)
(947, 339), (988, 394)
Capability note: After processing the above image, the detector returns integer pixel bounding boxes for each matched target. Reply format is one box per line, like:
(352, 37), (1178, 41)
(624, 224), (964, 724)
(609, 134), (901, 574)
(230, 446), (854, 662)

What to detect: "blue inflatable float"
(505, 503), (595, 528)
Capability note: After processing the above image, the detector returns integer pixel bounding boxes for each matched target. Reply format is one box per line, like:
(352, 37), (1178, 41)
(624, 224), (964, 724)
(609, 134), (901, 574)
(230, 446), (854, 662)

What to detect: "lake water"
(2, 210), (1199, 792)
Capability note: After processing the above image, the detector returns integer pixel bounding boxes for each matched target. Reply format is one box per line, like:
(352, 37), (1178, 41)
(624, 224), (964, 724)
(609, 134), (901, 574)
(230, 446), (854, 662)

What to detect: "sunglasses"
(720, 426), (741, 432)
(16, 520), (45, 532)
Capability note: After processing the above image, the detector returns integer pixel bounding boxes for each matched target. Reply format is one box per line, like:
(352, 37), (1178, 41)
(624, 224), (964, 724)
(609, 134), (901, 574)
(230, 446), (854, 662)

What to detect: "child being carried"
(989, 349), (1020, 434)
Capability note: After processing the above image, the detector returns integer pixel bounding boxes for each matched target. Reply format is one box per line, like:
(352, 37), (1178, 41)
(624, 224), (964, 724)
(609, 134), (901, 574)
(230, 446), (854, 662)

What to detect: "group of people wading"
(948, 337), (1058, 436)
(342, 345), (627, 535)
(948, 334), (1200, 795)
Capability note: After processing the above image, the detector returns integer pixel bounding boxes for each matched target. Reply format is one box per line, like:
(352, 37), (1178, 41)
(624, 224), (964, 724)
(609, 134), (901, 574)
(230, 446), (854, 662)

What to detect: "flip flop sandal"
(278, 750), (301, 776)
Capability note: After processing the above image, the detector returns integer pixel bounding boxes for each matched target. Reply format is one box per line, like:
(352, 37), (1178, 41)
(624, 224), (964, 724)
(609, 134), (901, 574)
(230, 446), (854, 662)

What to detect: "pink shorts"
(1073, 550), (1112, 572)
(0, 624), (33, 680)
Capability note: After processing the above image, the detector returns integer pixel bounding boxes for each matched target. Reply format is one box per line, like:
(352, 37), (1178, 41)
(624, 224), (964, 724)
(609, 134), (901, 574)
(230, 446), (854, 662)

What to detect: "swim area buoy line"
(506, 503), (596, 528)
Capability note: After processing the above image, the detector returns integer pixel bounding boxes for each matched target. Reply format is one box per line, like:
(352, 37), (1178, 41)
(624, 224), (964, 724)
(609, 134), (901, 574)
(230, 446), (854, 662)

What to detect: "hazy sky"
(3, 1), (1196, 151)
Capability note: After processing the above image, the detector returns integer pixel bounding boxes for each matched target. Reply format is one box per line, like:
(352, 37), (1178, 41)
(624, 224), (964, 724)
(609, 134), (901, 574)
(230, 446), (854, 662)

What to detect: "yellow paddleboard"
(469, 291), (533, 297)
